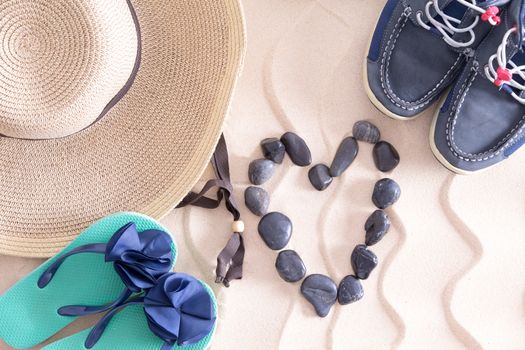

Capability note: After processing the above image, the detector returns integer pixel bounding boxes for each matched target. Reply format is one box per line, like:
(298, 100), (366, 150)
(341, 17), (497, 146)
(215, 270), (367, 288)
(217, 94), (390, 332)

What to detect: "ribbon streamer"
(177, 134), (245, 287)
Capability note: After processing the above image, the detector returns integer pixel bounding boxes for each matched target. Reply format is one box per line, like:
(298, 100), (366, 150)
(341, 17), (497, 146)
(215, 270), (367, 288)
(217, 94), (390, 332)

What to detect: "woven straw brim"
(0, 0), (245, 257)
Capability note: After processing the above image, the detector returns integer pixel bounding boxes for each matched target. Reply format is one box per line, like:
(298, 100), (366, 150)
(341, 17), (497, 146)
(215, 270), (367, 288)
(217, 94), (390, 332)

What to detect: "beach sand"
(1, 1), (525, 349)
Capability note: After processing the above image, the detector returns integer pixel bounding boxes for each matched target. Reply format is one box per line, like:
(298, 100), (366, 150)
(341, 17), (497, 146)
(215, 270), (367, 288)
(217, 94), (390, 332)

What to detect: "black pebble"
(352, 120), (381, 144)
(275, 250), (306, 282)
(372, 178), (401, 209)
(365, 210), (391, 246)
(330, 137), (359, 177)
(244, 186), (270, 216)
(261, 138), (286, 164)
(351, 245), (378, 279)
(301, 274), (338, 317)
(248, 159), (275, 185)
(373, 141), (400, 172)
(337, 275), (364, 305)
(308, 164), (333, 191)
(281, 132), (312, 167)
(258, 212), (293, 250)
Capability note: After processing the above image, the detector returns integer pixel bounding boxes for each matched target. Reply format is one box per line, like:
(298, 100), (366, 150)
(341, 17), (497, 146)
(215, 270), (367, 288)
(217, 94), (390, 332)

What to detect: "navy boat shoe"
(431, 0), (525, 173)
(365, 0), (511, 120)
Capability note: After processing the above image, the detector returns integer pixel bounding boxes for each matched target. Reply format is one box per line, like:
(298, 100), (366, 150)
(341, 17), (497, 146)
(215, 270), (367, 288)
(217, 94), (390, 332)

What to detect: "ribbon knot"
(177, 134), (245, 287)
(481, 6), (501, 26)
(105, 222), (174, 292)
(144, 273), (216, 348)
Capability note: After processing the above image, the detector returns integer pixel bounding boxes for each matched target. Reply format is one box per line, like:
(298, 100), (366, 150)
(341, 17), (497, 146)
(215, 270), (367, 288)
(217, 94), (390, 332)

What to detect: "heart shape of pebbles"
(247, 122), (401, 318)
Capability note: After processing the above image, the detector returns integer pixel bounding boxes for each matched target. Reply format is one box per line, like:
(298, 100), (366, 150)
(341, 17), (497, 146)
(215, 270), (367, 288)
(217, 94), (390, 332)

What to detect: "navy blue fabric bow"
(105, 222), (174, 292)
(144, 273), (216, 347)
(84, 273), (216, 349)
(38, 222), (174, 316)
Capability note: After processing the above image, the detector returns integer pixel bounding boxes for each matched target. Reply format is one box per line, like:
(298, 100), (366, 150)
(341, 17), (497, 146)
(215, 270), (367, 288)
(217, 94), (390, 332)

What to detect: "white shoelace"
(484, 27), (525, 104)
(416, 0), (501, 48)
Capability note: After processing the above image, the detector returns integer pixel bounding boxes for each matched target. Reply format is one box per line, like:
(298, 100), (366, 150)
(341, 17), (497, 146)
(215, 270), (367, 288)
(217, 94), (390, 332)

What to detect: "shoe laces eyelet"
(463, 48), (474, 58)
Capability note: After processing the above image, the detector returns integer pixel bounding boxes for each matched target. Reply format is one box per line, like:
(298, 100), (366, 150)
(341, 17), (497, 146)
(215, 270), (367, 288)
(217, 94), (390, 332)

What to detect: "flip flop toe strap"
(58, 288), (133, 316)
(85, 298), (145, 348)
(38, 243), (107, 288)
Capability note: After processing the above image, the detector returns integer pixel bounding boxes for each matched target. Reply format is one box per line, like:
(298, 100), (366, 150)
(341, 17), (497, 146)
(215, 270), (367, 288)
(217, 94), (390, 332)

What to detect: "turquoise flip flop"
(0, 212), (177, 349)
(41, 274), (217, 350)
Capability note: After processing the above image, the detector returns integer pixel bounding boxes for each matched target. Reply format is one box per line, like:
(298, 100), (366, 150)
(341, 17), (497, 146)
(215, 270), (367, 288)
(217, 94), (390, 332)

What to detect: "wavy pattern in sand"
(379, 209), (408, 349)
(316, 9), (406, 349)
(262, 79), (299, 350)
(523, 291), (525, 319)
(262, 51), (295, 132)
(260, 7), (323, 343)
(318, 180), (344, 349)
(181, 209), (222, 297)
(263, 2), (408, 347)
(276, 296), (298, 348)
(316, 0), (352, 27)
(439, 174), (483, 349)
(263, 4), (342, 345)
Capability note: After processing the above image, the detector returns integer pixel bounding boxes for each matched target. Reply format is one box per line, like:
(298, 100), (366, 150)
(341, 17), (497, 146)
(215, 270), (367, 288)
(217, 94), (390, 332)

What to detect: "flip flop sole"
(42, 282), (217, 350)
(0, 212), (176, 349)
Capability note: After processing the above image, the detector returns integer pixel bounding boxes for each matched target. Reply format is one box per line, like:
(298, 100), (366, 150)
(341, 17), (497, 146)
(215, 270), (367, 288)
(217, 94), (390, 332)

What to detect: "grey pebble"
(301, 274), (338, 317)
(337, 275), (364, 305)
(330, 137), (359, 177)
(244, 186), (270, 216)
(352, 120), (381, 144)
(372, 178), (401, 209)
(308, 164), (333, 191)
(258, 212), (293, 250)
(261, 138), (286, 164)
(281, 132), (312, 167)
(351, 245), (378, 279)
(275, 250), (306, 283)
(248, 159), (275, 185)
(373, 141), (400, 172)
(365, 209), (391, 246)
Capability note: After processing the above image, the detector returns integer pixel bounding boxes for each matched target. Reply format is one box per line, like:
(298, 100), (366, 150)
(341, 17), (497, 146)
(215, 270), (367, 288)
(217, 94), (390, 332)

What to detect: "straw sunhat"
(0, 0), (245, 257)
